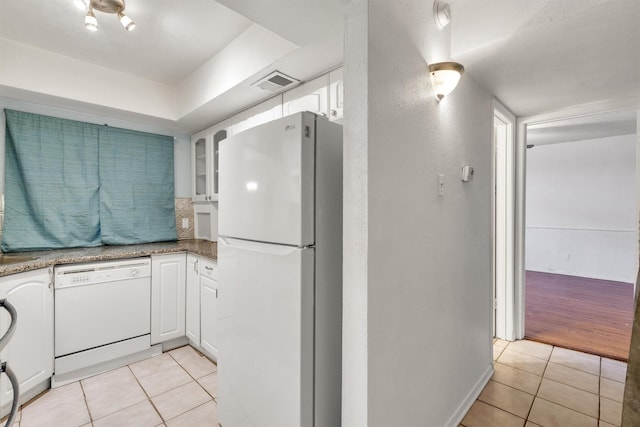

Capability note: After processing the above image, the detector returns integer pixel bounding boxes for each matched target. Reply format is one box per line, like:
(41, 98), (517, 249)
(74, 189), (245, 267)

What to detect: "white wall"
(342, 1), (369, 425)
(0, 98), (191, 198)
(526, 134), (637, 283)
(0, 38), (177, 121)
(343, 1), (494, 426)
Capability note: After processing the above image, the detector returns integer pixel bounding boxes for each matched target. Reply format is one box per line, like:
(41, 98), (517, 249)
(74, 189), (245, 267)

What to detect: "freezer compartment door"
(218, 238), (314, 427)
(218, 112), (315, 247)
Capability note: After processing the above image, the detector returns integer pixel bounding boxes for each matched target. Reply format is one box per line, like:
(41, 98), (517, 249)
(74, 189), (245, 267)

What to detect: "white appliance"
(53, 258), (157, 386)
(218, 112), (343, 427)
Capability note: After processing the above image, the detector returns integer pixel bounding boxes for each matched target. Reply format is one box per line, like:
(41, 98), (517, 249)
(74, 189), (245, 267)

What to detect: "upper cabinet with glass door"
(191, 121), (228, 202)
(192, 66), (345, 202)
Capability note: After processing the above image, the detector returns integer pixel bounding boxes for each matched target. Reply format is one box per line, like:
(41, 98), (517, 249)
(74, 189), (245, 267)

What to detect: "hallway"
(462, 339), (626, 426)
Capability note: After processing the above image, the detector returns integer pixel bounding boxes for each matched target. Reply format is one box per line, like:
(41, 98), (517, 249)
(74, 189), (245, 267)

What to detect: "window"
(2, 109), (176, 251)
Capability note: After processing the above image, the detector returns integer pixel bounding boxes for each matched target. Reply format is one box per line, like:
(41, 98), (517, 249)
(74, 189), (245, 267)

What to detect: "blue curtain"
(3, 109), (177, 251)
(99, 126), (176, 245)
(3, 110), (101, 251)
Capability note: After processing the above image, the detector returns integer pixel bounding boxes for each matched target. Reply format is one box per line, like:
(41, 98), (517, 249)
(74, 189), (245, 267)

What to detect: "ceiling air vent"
(252, 71), (299, 92)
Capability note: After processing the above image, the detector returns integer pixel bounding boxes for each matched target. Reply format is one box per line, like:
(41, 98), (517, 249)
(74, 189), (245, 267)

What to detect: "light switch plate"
(461, 166), (474, 182)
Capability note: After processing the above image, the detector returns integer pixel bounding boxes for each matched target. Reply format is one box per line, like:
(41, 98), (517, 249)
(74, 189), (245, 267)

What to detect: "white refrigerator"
(217, 112), (343, 427)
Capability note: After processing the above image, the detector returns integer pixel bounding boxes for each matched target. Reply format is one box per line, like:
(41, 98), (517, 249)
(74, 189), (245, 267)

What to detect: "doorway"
(517, 107), (638, 360)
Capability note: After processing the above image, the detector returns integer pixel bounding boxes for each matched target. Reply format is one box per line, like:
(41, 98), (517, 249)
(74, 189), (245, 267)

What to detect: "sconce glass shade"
(429, 61), (464, 101)
(118, 12), (136, 31)
(85, 10), (98, 31)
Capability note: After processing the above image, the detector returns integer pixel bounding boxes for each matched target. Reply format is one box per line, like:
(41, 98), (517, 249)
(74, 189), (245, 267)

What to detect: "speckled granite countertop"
(0, 239), (217, 277)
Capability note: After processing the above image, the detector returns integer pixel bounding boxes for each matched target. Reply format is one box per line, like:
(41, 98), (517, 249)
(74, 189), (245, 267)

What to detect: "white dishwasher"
(53, 258), (156, 387)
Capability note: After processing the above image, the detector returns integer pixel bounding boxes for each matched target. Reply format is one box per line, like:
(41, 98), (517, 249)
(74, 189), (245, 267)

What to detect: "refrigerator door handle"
(219, 237), (305, 256)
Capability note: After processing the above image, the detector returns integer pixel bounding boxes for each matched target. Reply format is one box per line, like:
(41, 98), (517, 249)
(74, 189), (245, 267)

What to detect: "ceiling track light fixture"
(83, 0), (136, 32)
(428, 61), (464, 101)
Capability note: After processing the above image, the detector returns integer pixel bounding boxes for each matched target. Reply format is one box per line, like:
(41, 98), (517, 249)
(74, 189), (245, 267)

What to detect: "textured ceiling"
(451, 0), (640, 117)
(0, 0), (253, 85)
(0, 0), (637, 135)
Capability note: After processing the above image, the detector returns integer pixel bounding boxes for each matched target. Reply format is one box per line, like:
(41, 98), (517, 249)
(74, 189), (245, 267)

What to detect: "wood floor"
(525, 270), (634, 361)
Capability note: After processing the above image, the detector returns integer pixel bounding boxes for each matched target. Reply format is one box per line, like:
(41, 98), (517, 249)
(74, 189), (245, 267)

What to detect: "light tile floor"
(3, 345), (218, 427)
(461, 339), (627, 427)
(2, 340), (628, 427)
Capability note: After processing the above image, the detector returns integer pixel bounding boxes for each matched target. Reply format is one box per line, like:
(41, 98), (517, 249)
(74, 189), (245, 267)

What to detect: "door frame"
(492, 100), (516, 340)
(513, 97), (640, 339)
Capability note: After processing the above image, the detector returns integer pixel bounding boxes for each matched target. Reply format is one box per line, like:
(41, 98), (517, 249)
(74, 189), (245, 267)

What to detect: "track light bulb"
(85, 10), (98, 31)
(118, 12), (136, 31)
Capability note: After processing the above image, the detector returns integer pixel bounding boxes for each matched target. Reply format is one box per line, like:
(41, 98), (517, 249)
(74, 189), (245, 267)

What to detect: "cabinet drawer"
(200, 259), (217, 280)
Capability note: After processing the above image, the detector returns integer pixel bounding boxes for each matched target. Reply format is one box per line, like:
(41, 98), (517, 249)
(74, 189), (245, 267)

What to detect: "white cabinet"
(199, 259), (218, 359)
(282, 74), (329, 118)
(193, 203), (218, 241)
(192, 120), (227, 241)
(183, 256), (218, 360)
(227, 96), (283, 137)
(328, 67), (344, 123)
(191, 121), (228, 202)
(192, 130), (210, 202)
(0, 268), (53, 405)
(151, 254), (186, 344)
(185, 254), (200, 344)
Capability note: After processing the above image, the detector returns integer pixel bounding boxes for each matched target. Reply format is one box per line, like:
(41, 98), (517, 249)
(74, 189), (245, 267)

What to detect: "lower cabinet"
(185, 254), (200, 344)
(0, 250), (214, 413)
(0, 268), (53, 406)
(185, 256), (218, 360)
(199, 259), (218, 359)
(151, 254), (186, 344)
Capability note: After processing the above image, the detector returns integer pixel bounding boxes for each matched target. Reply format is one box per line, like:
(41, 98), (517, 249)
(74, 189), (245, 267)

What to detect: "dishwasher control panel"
(54, 257), (151, 288)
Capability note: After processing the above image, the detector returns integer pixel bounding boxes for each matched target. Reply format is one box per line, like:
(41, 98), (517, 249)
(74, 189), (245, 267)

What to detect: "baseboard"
(160, 336), (189, 352)
(445, 364), (494, 427)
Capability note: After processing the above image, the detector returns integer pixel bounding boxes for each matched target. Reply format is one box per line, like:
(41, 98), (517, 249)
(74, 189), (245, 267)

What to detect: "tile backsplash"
(175, 198), (195, 240)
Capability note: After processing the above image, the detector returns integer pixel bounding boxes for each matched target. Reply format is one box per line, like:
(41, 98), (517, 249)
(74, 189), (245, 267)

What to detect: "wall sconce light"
(428, 61), (464, 101)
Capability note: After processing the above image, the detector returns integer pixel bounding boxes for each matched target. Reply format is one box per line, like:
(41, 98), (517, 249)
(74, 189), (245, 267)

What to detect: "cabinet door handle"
(194, 260), (199, 273)
(204, 266), (213, 271)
